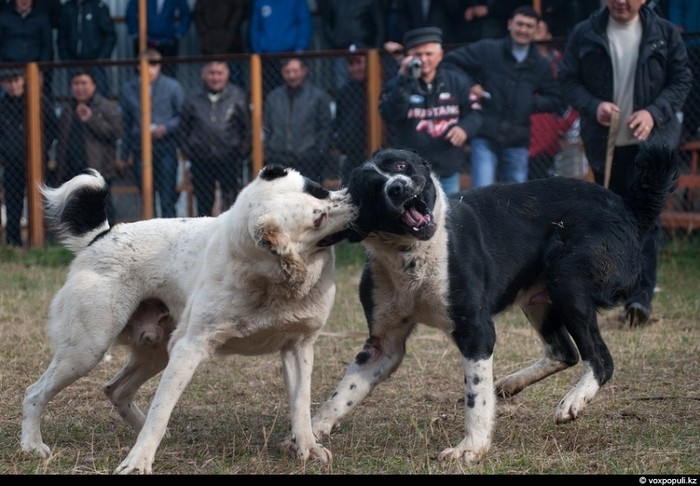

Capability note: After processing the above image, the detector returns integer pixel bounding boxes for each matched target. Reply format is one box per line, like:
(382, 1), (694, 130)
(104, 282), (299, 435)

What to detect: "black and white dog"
(21, 166), (356, 474)
(312, 146), (677, 463)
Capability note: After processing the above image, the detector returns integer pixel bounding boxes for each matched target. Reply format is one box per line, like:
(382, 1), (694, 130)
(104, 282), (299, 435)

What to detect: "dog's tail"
(41, 169), (110, 253)
(624, 144), (679, 237)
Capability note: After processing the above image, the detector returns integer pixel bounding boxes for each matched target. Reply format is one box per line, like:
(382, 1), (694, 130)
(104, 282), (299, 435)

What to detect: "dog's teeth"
(413, 227), (419, 231)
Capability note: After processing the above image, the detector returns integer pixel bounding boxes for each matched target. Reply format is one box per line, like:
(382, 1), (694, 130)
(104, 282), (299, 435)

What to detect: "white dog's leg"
(312, 332), (408, 438)
(438, 356), (495, 464)
(114, 339), (208, 475)
(496, 302), (579, 398)
(278, 339), (332, 462)
(22, 350), (106, 458)
(495, 356), (571, 398)
(555, 361), (600, 424)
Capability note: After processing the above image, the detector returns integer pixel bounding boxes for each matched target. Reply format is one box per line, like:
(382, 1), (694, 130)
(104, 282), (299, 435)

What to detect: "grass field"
(0, 236), (698, 475)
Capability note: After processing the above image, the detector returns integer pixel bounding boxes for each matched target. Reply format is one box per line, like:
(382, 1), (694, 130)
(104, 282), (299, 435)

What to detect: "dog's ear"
(253, 219), (308, 289)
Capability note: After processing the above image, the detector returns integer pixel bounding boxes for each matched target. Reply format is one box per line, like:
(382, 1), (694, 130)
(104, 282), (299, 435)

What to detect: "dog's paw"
(279, 436), (332, 463)
(311, 414), (335, 438)
(437, 446), (484, 464)
(555, 396), (587, 424)
(494, 376), (523, 400)
(555, 390), (594, 424)
(307, 443), (333, 463)
(21, 441), (51, 459)
(114, 450), (155, 475)
(555, 375), (600, 424)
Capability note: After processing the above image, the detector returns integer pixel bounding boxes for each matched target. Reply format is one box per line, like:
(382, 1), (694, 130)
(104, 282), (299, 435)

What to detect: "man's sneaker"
(619, 302), (651, 327)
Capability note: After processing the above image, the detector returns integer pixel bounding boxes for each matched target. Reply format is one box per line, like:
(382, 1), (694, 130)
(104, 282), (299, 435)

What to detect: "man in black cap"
(441, 5), (562, 188)
(379, 26), (481, 194)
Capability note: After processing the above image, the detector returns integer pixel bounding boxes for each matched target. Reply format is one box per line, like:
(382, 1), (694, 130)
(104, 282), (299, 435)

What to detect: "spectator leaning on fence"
(49, 69), (121, 224)
(558, 0), (692, 327)
(179, 61), (252, 217)
(119, 48), (185, 219)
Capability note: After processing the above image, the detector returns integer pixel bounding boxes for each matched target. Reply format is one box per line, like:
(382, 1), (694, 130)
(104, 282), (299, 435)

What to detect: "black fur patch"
(259, 165), (288, 181)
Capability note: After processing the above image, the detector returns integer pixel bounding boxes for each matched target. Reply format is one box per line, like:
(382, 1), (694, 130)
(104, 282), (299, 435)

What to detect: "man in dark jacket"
(380, 26), (481, 194)
(558, 0), (692, 327)
(57, 0), (116, 96)
(179, 61), (251, 216)
(0, 0), (53, 64)
(50, 69), (121, 223)
(441, 5), (562, 188)
(263, 57), (333, 185)
(318, 0), (384, 87)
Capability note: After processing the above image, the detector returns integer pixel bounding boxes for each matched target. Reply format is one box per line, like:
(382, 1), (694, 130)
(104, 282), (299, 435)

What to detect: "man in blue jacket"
(380, 26), (481, 194)
(441, 5), (562, 188)
(558, 0), (692, 326)
(119, 48), (185, 218)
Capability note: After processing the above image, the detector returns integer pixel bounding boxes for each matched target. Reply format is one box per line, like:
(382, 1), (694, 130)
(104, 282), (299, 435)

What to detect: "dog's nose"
(386, 178), (412, 201)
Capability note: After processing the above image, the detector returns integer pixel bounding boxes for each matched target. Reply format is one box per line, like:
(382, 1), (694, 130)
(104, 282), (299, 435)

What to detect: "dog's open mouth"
(402, 195), (432, 232)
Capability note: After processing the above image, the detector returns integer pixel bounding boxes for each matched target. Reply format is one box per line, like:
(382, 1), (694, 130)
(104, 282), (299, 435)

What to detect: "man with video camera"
(379, 27), (481, 194)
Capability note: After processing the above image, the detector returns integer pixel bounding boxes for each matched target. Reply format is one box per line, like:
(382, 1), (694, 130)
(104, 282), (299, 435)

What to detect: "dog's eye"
(395, 161), (407, 171)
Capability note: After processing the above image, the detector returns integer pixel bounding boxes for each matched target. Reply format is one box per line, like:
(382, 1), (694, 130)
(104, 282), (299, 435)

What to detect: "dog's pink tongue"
(403, 207), (430, 228)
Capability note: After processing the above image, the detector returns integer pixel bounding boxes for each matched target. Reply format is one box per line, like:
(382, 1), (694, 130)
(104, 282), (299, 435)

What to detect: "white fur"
(20, 167), (356, 474)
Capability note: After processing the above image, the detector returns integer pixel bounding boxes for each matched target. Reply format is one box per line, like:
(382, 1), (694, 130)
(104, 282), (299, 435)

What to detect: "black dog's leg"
(556, 307), (613, 423)
(104, 345), (170, 431)
(312, 324), (414, 438)
(437, 314), (497, 463)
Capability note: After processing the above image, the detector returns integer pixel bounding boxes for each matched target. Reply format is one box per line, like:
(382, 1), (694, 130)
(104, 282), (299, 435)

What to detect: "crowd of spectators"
(0, 0), (698, 250)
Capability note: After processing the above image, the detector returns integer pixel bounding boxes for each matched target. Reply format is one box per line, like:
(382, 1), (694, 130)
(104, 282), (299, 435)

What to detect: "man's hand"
(445, 125), (468, 146)
(75, 103), (92, 122)
(151, 124), (167, 139)
(628, 109), (654, 141)
(469, 84), (488, 100)
(596, 101), (620, 127)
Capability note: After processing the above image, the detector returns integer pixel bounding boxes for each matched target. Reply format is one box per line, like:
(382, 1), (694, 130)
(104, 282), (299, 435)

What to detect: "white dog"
(20, 166), (356, 474)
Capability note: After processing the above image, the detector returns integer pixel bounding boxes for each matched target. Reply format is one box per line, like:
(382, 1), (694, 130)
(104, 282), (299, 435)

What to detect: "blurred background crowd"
(0, 0), (698, 247)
